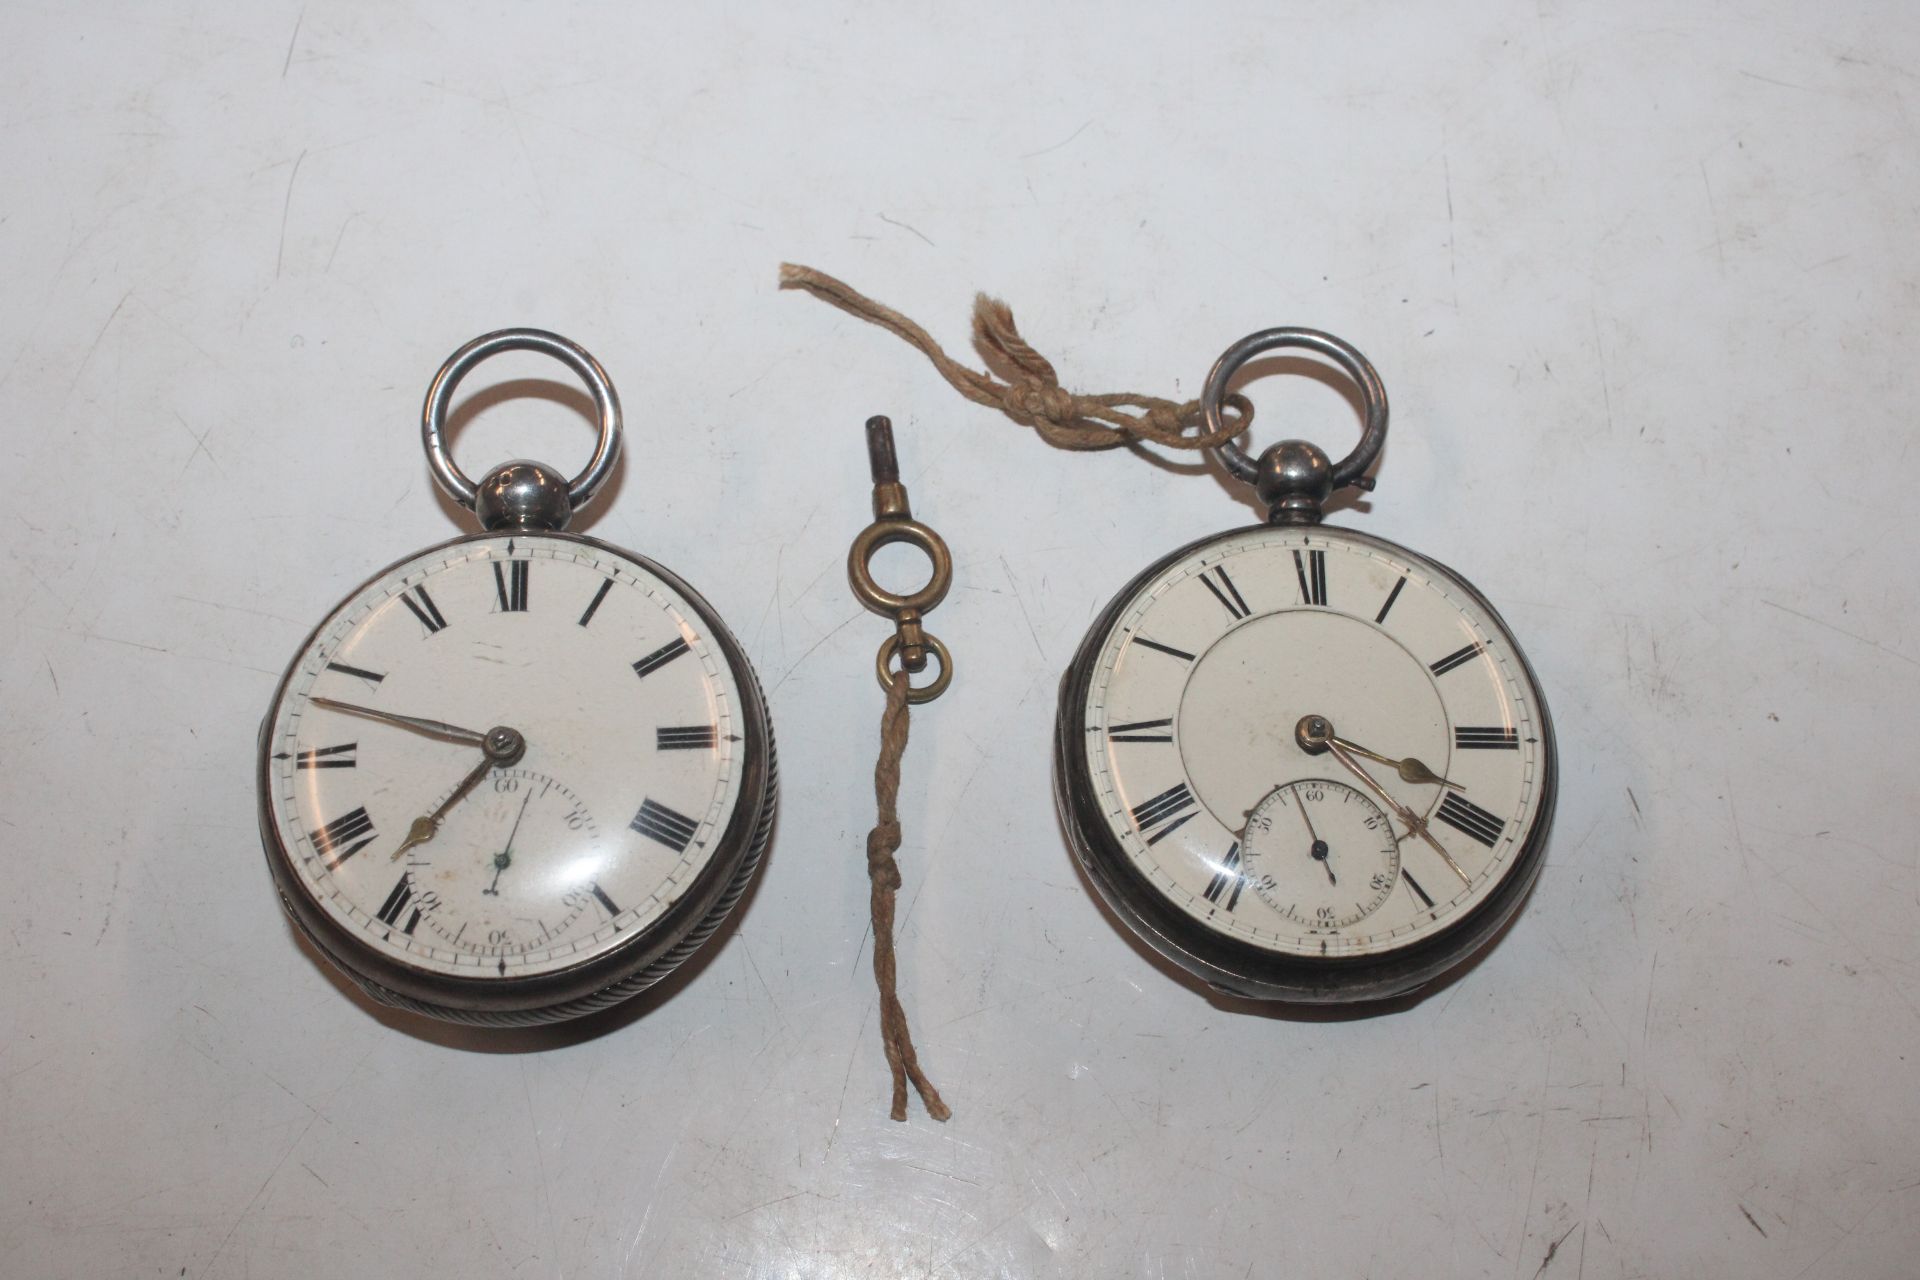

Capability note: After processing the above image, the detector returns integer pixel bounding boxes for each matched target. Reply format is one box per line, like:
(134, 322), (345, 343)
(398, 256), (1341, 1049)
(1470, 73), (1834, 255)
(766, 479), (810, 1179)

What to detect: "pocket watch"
(257, 329), (776, 1025)
(1054, 329), (1556, 1004)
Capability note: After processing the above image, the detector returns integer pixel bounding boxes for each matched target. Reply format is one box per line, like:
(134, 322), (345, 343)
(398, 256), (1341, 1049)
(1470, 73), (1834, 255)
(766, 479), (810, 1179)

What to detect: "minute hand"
(1322, 738), (1471, 887)
(310, 696), (488, 747)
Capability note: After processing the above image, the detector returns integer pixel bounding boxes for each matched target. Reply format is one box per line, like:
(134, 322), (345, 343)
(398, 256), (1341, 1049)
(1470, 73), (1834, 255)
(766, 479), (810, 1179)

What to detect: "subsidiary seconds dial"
(397, 769), (618, 964)
(1240, 779), (1399, 929)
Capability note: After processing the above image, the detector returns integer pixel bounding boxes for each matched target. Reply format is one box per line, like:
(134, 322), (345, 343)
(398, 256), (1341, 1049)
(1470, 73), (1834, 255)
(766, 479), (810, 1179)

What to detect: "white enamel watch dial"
(1054, 328), (1557, 1003)
(1066, 525), (1550, 967)
(265, 536), (758, 980)
(258, 331), (775, 1025)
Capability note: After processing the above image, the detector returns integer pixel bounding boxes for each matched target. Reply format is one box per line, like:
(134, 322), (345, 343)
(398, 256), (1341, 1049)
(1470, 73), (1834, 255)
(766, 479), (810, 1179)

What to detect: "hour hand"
(1294, 717), (1463, 791)
(389, 729), (527, 860)
(1344, 740), (1462, 791)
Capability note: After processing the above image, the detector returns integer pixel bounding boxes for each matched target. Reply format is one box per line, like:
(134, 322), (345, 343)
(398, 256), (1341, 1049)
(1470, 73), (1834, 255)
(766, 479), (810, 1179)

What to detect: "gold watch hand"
(389, 726), (527, 861)
(1321, 738), (1471, 888)
(310, 696), (488, 748)
(1327, 735), (1463, 791)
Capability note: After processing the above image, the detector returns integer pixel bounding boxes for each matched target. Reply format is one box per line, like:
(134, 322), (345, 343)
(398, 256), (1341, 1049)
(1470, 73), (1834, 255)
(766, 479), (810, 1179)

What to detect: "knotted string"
(799, 261), (1251, 1124)
(779, 263), (1252, 452)
(865, 667), (950, 1122)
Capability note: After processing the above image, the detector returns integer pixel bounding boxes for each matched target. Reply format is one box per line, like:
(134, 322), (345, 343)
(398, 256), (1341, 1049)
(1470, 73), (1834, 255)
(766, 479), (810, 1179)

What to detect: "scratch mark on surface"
(519, 1064), (560, 1277)
(724, 1190), (808, 1220)
(204, 1110), (319, 1273)
(174, 410), (224, 479)
(173, 594), (301, 624)
(1533, 1222), (1577, 1277)
(324, 212), (361, 273)
(95, 863), (120, 945)
(769, 608), (863, 695)
(1761, 598), (1920, 668)
(1739, 69), (1815, 92)
(902, 1161), (983, 1185)
(1727, 776), (1750, 878)
(276, 149), (308, 277)
(67, 290), (131, 395)
(1518, 1049), (1553, 1272)
(739, 934), (789, 1036)
(1701, 160), (1725, 269)
(1740, 1203), (1768, 1237)
(494, 86), (549, 212)
(1588, 302), (1614, 434)
(281, 6), (305, 77)
(1444, 147), (1458, 309)
(1626, 787), (1642, 827)
(1790, 1190), (1887, 1277)
(1001, 556), (1045, 660)
(1643, 949), (1659, 1046)
(826, 998), (876, 1153)
(1021, 118), (1092, 159)
(878, 212), (935, 247)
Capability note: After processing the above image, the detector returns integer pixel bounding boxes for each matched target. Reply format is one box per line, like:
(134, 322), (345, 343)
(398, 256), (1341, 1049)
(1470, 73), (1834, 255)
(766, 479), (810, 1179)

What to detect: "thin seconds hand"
(485, 789), (534, 896)
(1291, 783), (1336, 885)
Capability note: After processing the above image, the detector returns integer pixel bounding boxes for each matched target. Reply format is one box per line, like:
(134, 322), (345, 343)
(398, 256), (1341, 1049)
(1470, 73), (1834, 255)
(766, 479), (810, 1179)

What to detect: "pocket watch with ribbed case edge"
(258, 329), (775, 1025)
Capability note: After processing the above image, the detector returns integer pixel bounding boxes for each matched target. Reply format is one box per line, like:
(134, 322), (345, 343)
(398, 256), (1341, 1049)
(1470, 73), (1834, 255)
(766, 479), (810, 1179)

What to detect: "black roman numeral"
(1375, 574), (1408, 624)
(1435, 793), (1506, 848)
(1108, 718), (1173, 743)
(1294, 549), (1327, 606)
(309, 807), (376, 869)
(1131, 637), (1196, 662)
(1430, 641), (1485, 677)
(1130, 782), (1198, 846)
(492, 559), (529, 612)
(1403, 869), (1435, 908)
(375, 875), (417, 932)
(578, 578), (613, 627)
(1199, 566), (1251, 620)
(1202, 841), (1246, 911)
(399, 585), (448, 635)
(324, 661), (385, 687)
(296, 743), (357, 769)
(1454, 726), (1520, 750)
(630, 797), (699, 852)
(656, 724), (717, 751)
(633, 635), (692, 679)
(590, 884), (619, 916)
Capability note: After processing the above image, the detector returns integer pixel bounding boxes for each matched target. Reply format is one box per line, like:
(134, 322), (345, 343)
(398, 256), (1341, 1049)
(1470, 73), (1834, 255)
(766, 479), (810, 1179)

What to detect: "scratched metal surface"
(3, 2), (1917, 1276)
